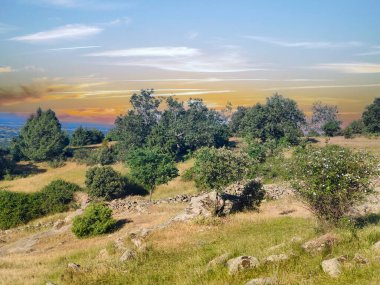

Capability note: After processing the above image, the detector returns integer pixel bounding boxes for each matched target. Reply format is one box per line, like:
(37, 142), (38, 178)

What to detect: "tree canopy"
(70, 126), (104, 146)
(17, 108), (68, 161)
(362, 97), (380, 133)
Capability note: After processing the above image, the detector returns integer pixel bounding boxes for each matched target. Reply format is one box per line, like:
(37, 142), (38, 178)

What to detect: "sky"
(0, 0), (379, 124)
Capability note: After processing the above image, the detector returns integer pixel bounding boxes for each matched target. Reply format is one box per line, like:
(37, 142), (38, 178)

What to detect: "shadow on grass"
(123, 178), (149, 197)
(13, 163), (47, 177)
(114, 218), (132, 231)
(354, 213), (380, 228)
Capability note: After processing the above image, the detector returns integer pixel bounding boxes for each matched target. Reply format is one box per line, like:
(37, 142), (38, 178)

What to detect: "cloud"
(0, 22), (16, 34)
(48, 45), (101, 51)
(315, 63), (380, 73)
(121, 78), (332, 83)
(0, 83), (46, 105)
(87, 47), (201, 57)
(0, 66), (13, 73)
(29, 0), (131, 10)
(10, 24), (102, 42)
(244, 35), (363, 49)
(262, 83), (380, 91)
(355, 46), (380, 56)
(186, 31), (199, 40)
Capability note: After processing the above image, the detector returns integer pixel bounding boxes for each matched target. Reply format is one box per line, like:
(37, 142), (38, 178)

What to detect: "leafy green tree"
(126, 148), (178, 200)
(189, 147), (252, 191)
(72, 203), (117, 238)
(85, 166), (126, 200)
(322, 120), (342, 137)
(234, 94), (305, 144)
(17, 108), (68, 161)
(113, 89), (160, 154)
(362, 97), (380, 133)
(345, 119), (365, 136)
(70, 126), (104, 146)
(0, 149), (14, 179)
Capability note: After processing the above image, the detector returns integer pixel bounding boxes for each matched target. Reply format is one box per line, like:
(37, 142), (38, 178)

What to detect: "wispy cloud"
(0, 66), (13, 73)
(244, 35), (363, 49)
(10, 24), (102, 42)
(48, 45), (101, 51)
(262, 83), (380, 91)
(355, 46), (380, 56)
(315, 63), (380, 73)
(29, 0), (131, 10)
(0, 22), (16, 34)
(120, 78), (331, 83)
(186, 31), (199, 40)
(87, 47), (201, 57)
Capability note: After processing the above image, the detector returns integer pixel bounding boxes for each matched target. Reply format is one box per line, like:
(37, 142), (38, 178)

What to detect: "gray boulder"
(120, 249), (136, 262)
(207, 253), (231, 269)
(321, 258), (341, 277)
(67, 263), (80, 271)
(227, 255), (260, 274)
(264, 254), (289, 263)
(245, 277), (277, 285)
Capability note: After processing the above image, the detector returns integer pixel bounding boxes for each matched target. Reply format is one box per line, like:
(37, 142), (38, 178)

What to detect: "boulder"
(46, 282), (58, 285)
(207, 253), (231, 269)
(120, 249), (137, 262)
(302, 234), (339, 253)
(353, 254), (369, 265)
(67, 263), (80, 271)
(372, 241), (380, 251)
(264, 254), (289, 263)
(321, 258), (341, 277)
(245, 277), (277, 285)
(53, 220), (65, 230)
(97, 248), (110, 260)
(173, 180), (263, 221)
(227, 256), (260, 274)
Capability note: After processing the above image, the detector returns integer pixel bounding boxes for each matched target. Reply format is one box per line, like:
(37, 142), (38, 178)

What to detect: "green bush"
(70, 126), (105, 146)
(72, 203), (117, 238)
(189, 147), (252, 191)
(38, 180), (80, 214)
(85, 166), (126, 200)
(322, 120), (342, 137)
(95, 146), (117, 165)
(291, 145), (378, 225)
(0, 180), (80, 229)
(72, 148), (97, 165)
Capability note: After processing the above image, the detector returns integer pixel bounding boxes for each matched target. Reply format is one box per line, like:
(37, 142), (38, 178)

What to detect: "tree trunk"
(149, 187), (153, 202)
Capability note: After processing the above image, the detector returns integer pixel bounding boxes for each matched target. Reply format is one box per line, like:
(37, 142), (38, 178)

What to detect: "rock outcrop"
(302, 233), (339, 253)
(321, 258), (341, 277)
(227, 255), (260, 274)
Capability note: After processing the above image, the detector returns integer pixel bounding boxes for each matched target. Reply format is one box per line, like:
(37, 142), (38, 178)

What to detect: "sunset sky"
(0, 0), (379, 124)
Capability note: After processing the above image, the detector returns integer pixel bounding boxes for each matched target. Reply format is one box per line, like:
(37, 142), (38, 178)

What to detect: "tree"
(70, 126), (104, 146)
(188, 147), (252, 191)
(17, 108), (68, 161)
(0, 149), (14, 179)
(362, 97), (380, 133)
(126, 148), (178, 201)
(233, 94), (305, 144)
(85, 166), (126, 200)
(309, 102), (340, 135)
(113, 89), (160, 154)
(346, 119), (365, 135)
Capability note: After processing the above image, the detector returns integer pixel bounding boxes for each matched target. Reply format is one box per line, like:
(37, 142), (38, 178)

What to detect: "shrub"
(85, 166), (126, 200)
(322, 120), (341, 137)
(38, 180), (80, 214)
(291, 145), (378, 225)
(95, 145), (117, 165)
(190, 147), (252, 191)
(0, 180), (80, 229)
(72, 148), (97, 165)
(70, 126), (105, 146)
(362, 97), (380, 133)
(72, 203), (117, 238)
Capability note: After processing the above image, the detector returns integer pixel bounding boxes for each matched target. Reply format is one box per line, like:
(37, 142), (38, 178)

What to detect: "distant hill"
(0, 112), (113, 148)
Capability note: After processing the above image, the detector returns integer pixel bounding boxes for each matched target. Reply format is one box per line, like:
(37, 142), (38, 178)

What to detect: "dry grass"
(313, 136), (380, 155)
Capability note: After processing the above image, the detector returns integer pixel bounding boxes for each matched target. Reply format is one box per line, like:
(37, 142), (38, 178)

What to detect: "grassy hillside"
(0, 137), (379, 285)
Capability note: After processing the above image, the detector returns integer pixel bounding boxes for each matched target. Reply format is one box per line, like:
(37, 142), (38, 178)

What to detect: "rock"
(264, 254), (289, 263)
(53, 220), (65, 230)
(227, 256), (260, 274)
(139, 228), (151, 239)
(302, 234), (339, 253)
(245, 277), (277, 285)
(321, 258), (341, 277)
(67, 263), (80, 271)
(115, 237), (127, 251)
(262, 184), (294, 200)
(97, 248), (109, 260)
(290, 236), (302, 243)
(207, 253), (231, 269)
(372, 241), (380, 251)
(120, 249), (137, 262)
(46, 282), (57, 285)
(353, 254), (369, 265)
(173, 180), (263, 221)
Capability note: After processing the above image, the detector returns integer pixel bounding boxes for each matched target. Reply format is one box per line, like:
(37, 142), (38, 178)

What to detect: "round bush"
(85, 166), (126, 200)
(292, 145), (378, 225)
(72, 203), (117, 238)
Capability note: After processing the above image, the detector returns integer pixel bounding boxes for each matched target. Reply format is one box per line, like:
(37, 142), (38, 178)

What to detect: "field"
(0, 137), (379, 285)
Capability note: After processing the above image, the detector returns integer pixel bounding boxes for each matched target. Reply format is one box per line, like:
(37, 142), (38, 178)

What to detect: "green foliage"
(348, 119), (365, 135)
(85, 166), (126, 200)
(309, 102), (340, 135)
(322, 120), (342, 137)
(126, 148), (178, 199)
(70, 126), (105, 146)
(95, 145), (117, 165)
(72, 148), (97, 165)
(189, 147), (251, 191)
(38, 179), (80, 214)
(291, 145), (378, 225)
(237, 180), (265, 210)
(0, 179), (80, 229)
(17, 108), (69, 162)
(0, 149), (15, 179)
(71, 203), (117, 238)
(362, 97), (380, 133)
(232, 94), (305, 144)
